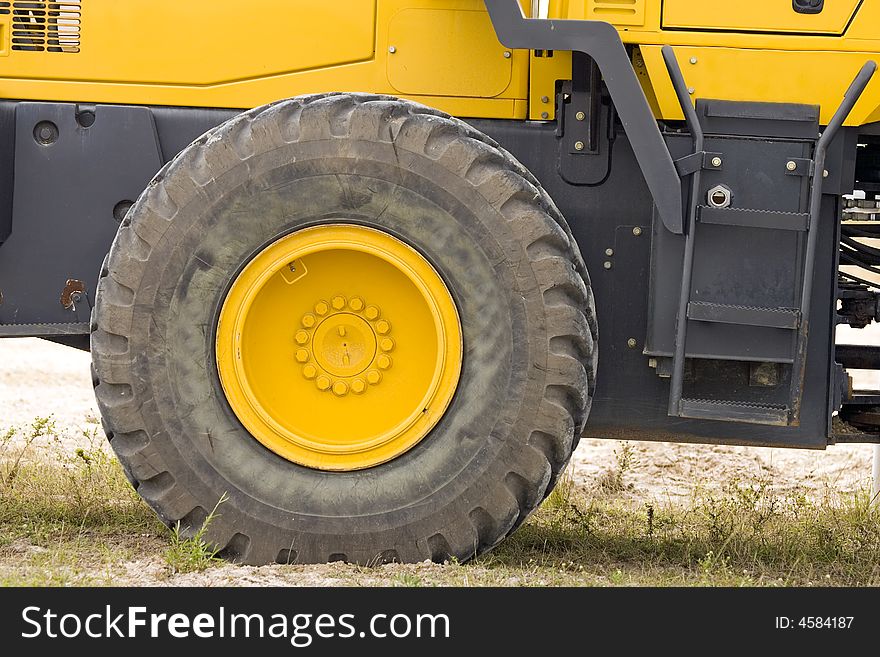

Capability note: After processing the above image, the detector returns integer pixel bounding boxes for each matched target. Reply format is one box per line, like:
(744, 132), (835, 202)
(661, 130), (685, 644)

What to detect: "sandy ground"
(0, 332), (877, 585)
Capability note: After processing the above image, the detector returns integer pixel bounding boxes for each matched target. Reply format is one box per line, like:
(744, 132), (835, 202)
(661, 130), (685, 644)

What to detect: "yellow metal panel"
(387, 9), (511, 97)
(7, 1), (377, 85)
(640, 45), (880, 126)
(662, 0), (861, 35)
(587, 0), (646, 27)
(529, 50), (571, 120)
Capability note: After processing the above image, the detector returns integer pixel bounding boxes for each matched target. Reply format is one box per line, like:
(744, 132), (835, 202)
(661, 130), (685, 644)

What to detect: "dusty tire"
(91, 93), (597, 565)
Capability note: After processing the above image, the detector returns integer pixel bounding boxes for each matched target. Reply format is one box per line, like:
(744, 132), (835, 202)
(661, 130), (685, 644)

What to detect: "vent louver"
(6, 1), (81, 53)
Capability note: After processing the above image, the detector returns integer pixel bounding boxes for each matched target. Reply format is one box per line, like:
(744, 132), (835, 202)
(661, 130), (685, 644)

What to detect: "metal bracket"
(674, 151), (724, 177)
(784, 157), (814, 177)
(60, 279), (85, 310)
(483, 0), (684, 234)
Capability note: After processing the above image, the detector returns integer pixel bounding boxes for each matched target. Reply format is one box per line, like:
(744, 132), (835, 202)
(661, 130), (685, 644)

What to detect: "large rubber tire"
(91, 93), (598, 565)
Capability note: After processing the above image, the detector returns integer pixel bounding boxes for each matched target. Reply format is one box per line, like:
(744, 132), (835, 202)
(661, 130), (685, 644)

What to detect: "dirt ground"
(1, 331), (877, 586)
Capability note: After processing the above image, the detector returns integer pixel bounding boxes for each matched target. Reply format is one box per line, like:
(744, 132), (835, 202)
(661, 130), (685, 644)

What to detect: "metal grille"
(10, 1), (81, 53)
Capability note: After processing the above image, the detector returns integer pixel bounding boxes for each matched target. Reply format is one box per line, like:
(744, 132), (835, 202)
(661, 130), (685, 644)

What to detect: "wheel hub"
(296, 300), (394, 396)
(215, 224), (462, 471)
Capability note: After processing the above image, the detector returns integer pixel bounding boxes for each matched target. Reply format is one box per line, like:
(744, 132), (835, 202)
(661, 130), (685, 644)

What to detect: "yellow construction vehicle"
(1, 0), (879, 564)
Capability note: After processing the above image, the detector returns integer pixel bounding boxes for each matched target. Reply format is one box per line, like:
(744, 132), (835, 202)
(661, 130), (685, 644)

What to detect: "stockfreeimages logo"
(21, 606), (451, 646)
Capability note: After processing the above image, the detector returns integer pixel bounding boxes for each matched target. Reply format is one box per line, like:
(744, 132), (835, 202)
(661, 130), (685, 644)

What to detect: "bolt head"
(316, 376), (331, 391)
(302, 365), (317, 380)
(302, 313), (316, 328)
(688, 87), (695, 95)
(605, 248), (614, 257)
(503, 51), (511, 58)
(377, 354), (392, 370)
(295, 349), (310, 363)
(689, 56), (698, 65)
(375, 320), (391, 335)
(541, 112), (549, 119)
(294, 331), (310, 345)
(365, 305), (380, 320)
(332, 381), (349, 397)
(823, 169), (829, 178)
(351, 379), (367, 394)
(575, 111), (586, 121)
(388, 46), (396, 53)
(632, 226), (643, 236)
(786, 161), (798, 172)
(349, 297), (364, 311)
(331, 295), (346, 310)
(315, 301), (329, 316)
(574, 141), (585, 151)
(603, 261), (612, 270)
(627, 338), (637, 349)
(711, 157), (722, 168)
(366, 370), (382, 385)
(541, 95), (549, 104)
(380, 337), (395, 352)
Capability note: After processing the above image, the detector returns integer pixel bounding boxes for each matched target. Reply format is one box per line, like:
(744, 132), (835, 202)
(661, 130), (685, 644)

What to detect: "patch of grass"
(595, 442), (635, 494)
(477, 474), (880, 586)
(164, 493), (227, 575)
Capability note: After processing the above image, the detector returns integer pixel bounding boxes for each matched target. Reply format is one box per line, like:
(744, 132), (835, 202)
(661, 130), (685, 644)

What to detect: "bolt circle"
(295, 349), (310, 363)
(331, 295), (346, 310)
(295, 330), (310, 345)
(332, 381), (349, 397)
(316, 376), (331, 391)
(364, 305), (380, 320)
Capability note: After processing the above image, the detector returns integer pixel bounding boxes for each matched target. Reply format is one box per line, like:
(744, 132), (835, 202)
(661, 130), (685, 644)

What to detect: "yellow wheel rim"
(215, 224), (462, 471)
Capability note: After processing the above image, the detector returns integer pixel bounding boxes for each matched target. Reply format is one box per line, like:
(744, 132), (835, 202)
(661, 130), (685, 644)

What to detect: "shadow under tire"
(90, 93), (598, 565)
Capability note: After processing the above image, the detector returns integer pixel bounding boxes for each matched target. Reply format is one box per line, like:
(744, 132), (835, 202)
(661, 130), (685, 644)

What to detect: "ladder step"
(687, 302), (800, 329)
(697, 205), (809, 231)
(679, 398), (790, 426)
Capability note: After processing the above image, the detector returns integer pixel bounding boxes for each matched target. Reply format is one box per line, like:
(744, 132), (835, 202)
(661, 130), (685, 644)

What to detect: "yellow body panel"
(0, 0), (879, 126)
(0, 0), (531, 119)
(662, 0), (861, 35)
(543, 0), (880, 126)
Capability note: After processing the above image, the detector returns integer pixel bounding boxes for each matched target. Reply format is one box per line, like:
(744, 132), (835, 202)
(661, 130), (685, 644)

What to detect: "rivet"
(627, 338), (637, 349)
(315, 301), (329, 316)
(541, 95), (549, 104)
(823, 169), (829, 178)
(604, 261), (612, 270)
(688, 87), (695, 95)
(316, 376), (331, 391)
(574, 141), (585, 151)
(366, 370), (382, 385)
(380, 337), (395, 352)
(711, 157), (722, 168)
(331, 295), (346, 310)
(689, 57), (698, 65)
(541, 112), (549, 119)
(351, 379), (367, 394)
(575, 111), (586, 121)
(633, 226), (643, 236)
(605, 248), (614, 257)
(332, 381), (349, 397)
(376, 320), (391, 335)
(302, 365), (317, 380)
(388, 46), (396, 54)
(365, 305), (380, 320)
(302, 313), (316, 328)
(295, 349), (310, 363)
(377, 354), (392, 370)
(503, 51), (511, 58)
(349, 297), (365, 311)
(786, 161), (798, 172)
(294, 331), (310, 345)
